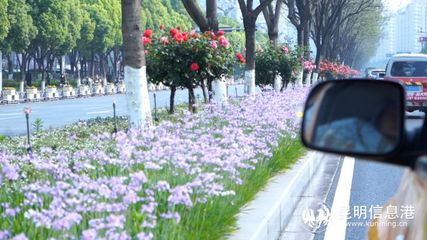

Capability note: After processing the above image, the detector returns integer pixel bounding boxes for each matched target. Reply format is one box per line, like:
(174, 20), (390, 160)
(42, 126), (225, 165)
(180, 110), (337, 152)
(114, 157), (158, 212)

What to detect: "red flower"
(217, 30), (225, 36)
(174, 33), (184, 43)
(143, 29), (153, 38)
(160, 25), (165, 30)
(181, 32), (189, 41)
(142, 37), (152, 46)
(236, 53), (246, 63)
(190, 63), (200, 71)
(218, 36), (229, 47)
(170, 28), (179, 37)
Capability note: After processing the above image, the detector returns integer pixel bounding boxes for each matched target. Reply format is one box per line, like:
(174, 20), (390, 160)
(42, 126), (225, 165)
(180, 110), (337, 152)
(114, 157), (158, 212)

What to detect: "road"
(0, 84), (246, 136)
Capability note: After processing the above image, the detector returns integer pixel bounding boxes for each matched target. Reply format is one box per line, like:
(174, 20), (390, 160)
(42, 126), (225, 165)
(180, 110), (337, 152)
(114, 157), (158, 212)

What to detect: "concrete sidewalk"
(228, 152), (332, 240)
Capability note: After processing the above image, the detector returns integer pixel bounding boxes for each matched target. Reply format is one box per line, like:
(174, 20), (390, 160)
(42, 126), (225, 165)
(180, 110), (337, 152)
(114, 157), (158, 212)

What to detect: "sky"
(383, 0), (412, 12)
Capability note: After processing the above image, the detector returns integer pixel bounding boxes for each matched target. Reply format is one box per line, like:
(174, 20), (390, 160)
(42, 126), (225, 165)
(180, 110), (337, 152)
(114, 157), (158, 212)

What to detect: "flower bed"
(62, 85), (76, 98)
(79, 85), (91, 96)
(0, 89), (308, 239)
(2, 87), (19, 102)
(46, 86), (58, 99)
(92, 84), (105, 95)
(26, 87), (40, 101)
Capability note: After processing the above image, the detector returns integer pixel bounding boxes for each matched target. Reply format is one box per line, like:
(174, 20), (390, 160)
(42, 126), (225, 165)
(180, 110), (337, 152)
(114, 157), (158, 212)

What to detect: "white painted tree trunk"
(20, 80), (24, 93)
(244, 70), (256, 95)
(41, 80), (46, 96)
(0, 51), (2, 93)
(274, 75), (282, 91)
(103, 77), (107, 91)
(77, 77), (81, 87)
(304, 71), (312, 86)
(124, 66), (152, 128)
(296, 67), (304, 87)
(312, 72), (319, 84)
(212, 78), (228, 103)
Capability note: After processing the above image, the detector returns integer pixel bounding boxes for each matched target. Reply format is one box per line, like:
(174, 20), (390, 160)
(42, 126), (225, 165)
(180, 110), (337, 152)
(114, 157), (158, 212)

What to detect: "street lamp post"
(113, 100), (118, 133)
(24, 107), (32, 153)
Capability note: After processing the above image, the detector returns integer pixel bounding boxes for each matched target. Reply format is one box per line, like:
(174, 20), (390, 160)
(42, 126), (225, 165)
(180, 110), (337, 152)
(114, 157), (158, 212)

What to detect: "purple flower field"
(0, 88), (308, 239)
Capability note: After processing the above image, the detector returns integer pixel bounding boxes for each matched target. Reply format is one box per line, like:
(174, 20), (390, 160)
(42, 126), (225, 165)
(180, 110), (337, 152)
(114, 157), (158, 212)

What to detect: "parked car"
(384, 53), (427, 112)
(366, 68), (386, 79)
(301, 79), (426, 240)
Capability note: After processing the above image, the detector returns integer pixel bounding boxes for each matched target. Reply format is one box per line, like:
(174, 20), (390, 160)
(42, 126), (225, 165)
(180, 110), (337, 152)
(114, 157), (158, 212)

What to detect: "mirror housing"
(301, 79), (406, 158)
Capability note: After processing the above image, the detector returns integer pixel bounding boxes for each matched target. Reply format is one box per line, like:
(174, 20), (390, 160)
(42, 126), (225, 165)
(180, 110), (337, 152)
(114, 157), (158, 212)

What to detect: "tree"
(181, 0), (218, 32)
(141, 0), (191, 30)
(261, 0), (283, 46)
(0, 0), (9, 93)
(238, 0), (274, 94)
(330, 0), (384, 68)
(311, 0), (375, 72)
(285, 0), (317, 50)
(122, 0), (152, 127)
(72, 3), (96, 82)
(28, 0), (83, 89)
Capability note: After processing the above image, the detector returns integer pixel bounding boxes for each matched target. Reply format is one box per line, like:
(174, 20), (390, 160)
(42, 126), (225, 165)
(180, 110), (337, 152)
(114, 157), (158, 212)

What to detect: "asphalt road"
(0, 84), (246, 136)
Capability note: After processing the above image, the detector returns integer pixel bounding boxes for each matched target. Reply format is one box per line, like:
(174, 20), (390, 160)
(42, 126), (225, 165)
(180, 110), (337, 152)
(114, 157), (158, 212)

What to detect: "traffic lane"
(344, 160), (404, 240)
(0, 85), (246, 136)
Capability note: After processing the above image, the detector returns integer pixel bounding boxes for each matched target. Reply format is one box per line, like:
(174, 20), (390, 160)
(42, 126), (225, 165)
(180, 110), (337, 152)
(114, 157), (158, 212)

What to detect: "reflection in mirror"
(303, 80), (404, 155)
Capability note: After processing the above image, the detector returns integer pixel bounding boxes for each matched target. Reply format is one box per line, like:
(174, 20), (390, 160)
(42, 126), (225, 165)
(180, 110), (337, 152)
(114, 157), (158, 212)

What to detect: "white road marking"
(324, 157), (355, 240)
(87, 110), (112, 115)
(0, 113), (22, 116)
(83, 105), (111, 110)
(0, 116), (22, 120)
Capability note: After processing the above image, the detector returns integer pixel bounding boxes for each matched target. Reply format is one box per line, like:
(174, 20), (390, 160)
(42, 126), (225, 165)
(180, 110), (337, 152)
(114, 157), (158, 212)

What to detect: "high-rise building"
(371, 0), (427, 66)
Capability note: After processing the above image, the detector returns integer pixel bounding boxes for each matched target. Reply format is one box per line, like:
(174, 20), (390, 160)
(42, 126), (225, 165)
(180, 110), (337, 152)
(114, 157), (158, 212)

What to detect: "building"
(371, 0), (427, 67)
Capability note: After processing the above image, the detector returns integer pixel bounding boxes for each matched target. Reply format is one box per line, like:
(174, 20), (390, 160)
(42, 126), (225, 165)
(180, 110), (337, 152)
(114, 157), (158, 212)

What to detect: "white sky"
(383, 0), (412, 12)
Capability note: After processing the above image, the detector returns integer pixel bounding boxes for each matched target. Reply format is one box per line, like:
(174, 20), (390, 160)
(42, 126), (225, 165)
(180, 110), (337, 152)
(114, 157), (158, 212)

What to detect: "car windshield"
(391, 61), (427, 77)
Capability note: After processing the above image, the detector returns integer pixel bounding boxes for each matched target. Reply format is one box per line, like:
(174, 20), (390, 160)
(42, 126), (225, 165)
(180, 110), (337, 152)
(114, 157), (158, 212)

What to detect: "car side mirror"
(301, 79), (405, 157)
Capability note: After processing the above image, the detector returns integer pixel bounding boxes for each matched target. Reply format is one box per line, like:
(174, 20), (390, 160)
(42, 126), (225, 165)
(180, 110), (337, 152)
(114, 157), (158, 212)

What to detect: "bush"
(145, 27), (237, 111)
(255, 44), (303, 90)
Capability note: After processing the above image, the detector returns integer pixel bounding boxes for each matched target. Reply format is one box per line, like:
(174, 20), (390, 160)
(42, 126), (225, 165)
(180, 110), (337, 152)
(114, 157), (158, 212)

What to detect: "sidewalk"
(227, 152), (319, 239)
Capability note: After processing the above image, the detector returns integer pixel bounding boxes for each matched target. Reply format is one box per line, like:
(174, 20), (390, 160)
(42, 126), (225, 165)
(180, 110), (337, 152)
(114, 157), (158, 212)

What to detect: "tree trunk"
(20, 54), (28, 93)
(207, 77), (213, 102)
(212, 78), (228, 103)
(207, 0), (219, 32)
(188, 85), (196, 113)
(90, 52), (95, 78)
(59, 56), (65, 75)
(7, 53), (13, 76)
(297, 26), (304, 47)
(169, 85), (176, 114)
(122, 0), (152, 127)
(244, 20), (256, 95)
(200, 79), (208, 103)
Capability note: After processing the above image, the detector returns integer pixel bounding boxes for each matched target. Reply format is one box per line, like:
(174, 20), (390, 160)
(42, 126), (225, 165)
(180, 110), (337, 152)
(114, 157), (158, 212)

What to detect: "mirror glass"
(302, 80), (404, 155)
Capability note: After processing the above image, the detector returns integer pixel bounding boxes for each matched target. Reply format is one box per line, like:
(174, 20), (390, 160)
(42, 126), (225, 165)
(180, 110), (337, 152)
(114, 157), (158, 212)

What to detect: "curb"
(229, 151), (322, 240)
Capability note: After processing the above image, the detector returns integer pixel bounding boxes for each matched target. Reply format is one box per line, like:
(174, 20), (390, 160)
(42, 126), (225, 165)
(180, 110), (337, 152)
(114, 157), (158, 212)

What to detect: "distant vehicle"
(385, 53), (427, 112)
(365, 68), (385, 79)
